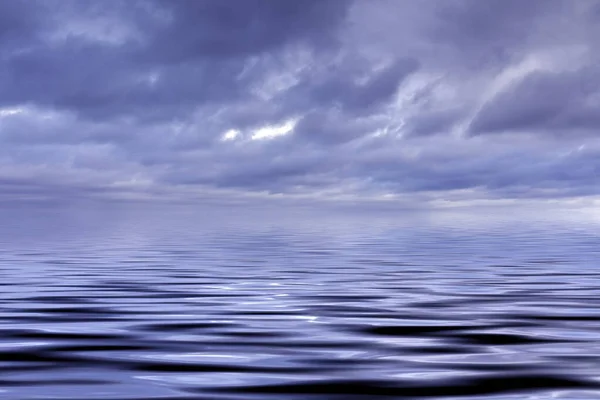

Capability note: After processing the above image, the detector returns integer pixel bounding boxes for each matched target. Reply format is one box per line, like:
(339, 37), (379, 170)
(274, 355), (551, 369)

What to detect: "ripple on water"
(1, 209), (600, 399)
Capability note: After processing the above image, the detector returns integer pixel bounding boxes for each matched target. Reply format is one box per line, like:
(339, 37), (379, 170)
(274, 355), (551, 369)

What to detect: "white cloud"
(221, 129), (241, 141)
(0, 107), (25, 117)
(251, 119), (298, 141)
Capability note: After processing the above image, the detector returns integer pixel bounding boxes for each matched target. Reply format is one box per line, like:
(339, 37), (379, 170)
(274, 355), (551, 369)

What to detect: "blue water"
(1, 203), (600, 399)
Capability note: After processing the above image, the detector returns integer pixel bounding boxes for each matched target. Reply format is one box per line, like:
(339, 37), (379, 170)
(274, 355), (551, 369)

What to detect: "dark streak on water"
(1, 205), (600, 399)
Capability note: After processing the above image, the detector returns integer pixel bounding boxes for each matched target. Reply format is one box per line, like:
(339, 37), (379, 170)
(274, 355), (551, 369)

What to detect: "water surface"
(1, 204), (600, 399)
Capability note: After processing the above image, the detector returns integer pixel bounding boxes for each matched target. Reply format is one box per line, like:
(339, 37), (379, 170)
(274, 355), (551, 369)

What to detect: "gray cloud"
(302, 57), (420, 113)
(1, 0), (351, 121)
(469, 68), (600, 136)
(0, 0), (600, 204)
(142, 0), (350, 61)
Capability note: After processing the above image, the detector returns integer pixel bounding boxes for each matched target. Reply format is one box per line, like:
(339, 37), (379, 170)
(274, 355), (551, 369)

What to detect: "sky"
(0, 0), (599, 207)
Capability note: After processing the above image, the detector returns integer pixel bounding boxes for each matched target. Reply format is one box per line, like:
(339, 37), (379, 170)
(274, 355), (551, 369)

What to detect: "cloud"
(469, 67), (600, 136)
(142, 0), (350, 61)
(0, 0), (599, 204)
(1, 0), (352, 121)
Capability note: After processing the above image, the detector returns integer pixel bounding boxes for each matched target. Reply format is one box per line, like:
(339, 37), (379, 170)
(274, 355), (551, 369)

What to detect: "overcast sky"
(0, 0), (599, 206)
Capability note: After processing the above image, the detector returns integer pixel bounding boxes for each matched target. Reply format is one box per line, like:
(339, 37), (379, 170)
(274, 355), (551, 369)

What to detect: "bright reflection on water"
(1, 203), (600, 399)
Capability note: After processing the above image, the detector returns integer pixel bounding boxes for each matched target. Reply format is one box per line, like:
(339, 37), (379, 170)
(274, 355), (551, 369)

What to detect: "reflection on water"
(1, 204), (600, 399)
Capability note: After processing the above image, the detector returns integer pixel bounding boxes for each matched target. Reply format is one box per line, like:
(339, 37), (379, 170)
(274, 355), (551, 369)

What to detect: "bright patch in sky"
(251, 119), (297, 141)
(221, 129), (241, 141)
(0, 107), (24, 117)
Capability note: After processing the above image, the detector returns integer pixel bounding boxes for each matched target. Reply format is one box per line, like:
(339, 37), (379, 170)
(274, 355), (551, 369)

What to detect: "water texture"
(1, 205), (600, 399)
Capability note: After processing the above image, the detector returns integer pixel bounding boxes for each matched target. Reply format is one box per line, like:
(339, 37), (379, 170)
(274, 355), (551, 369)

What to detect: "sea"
(1, 202), (599, 399)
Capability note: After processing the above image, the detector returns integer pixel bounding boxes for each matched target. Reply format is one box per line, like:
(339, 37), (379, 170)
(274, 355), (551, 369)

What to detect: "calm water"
(1, 204), (600, 399)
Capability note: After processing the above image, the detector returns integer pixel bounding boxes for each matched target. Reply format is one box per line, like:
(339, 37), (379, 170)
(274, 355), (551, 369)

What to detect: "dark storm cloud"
(469, 68), (600, 136)
(293, 111), (375, 144)
(1, 0), (600, 204)
(143, 0), (350, 61)
(430, 0), (563, 67)
(302, 58), (419, 114)
(1, 0), (351, 120)
(0, 1), (43, 46)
